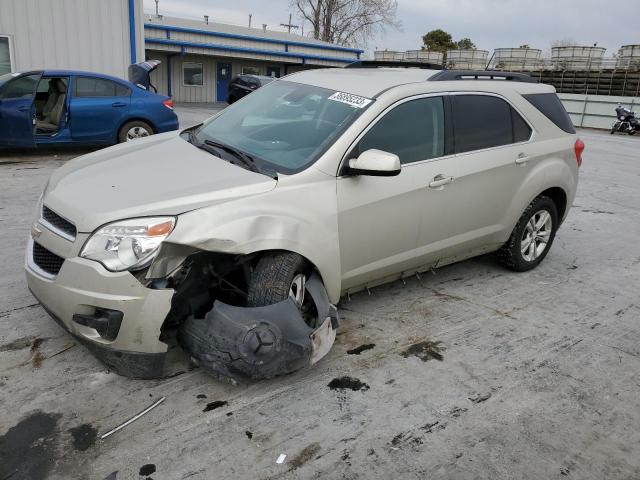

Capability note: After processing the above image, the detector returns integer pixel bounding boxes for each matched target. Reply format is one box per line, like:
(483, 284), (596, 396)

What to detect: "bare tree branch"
(291, 0), (400, 47)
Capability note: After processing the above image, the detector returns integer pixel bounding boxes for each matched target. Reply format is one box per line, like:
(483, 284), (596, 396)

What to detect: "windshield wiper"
(203, 139), (258, 171)
(187, 131), (277, 179)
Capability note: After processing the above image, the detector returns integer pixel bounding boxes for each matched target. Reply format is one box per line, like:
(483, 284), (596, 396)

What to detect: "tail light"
(162, 99), (174, 110)
(574, 138), (585, 167)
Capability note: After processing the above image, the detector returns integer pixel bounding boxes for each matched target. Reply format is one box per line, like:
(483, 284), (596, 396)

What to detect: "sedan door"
(0, 73), (41, 147)
(337, 95), (459, 291)
(69, 76), (131, 143)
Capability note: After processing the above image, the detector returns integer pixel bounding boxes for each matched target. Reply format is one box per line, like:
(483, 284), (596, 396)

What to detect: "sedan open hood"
(44, 132), (277, 233)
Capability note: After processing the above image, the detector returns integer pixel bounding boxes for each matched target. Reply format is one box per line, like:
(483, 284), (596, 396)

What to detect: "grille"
(32, 242), (65, 276)
(42, 205), (76, 239)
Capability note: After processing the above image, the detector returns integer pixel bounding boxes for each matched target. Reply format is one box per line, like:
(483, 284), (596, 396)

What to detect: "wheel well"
(540, 187), (567, 220)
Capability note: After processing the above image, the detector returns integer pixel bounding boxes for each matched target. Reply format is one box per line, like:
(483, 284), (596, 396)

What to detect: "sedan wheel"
(126, 126), (151, 141)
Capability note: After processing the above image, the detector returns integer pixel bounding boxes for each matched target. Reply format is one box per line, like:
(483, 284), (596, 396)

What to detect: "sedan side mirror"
(345, 149), (401, 177)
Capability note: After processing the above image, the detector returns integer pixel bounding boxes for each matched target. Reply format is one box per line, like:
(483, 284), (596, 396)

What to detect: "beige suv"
(25, 65), (582, 381)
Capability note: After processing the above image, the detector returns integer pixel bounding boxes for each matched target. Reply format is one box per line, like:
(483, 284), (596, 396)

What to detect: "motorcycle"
(611, 104), (639, 135)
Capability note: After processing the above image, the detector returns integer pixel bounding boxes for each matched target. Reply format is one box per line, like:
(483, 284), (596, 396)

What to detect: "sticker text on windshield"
(328, 92), (372, 109)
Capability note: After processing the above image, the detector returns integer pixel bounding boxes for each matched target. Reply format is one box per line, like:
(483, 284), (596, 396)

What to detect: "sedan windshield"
(193, 80), (372, 174)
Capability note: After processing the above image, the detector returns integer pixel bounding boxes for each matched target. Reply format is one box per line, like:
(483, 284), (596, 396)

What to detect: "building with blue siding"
(0, 0), (362, 103)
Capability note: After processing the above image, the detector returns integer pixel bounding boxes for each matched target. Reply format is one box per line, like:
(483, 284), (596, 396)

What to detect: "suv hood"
(44, 132), (277, 233)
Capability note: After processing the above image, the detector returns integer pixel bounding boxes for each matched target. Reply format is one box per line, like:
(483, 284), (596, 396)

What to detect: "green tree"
(422, 29), (455, 53)
(455, 38), (476, 49)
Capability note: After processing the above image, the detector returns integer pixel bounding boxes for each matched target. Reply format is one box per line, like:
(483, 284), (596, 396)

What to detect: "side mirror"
(345, 149), (401, 177)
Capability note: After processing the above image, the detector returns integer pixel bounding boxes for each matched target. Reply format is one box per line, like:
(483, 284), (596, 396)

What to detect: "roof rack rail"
(428, 70), (538, 83)
(345, 60), (444, 70)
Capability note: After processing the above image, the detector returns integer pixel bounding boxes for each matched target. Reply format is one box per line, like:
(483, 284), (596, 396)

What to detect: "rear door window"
(358, 96), (445, 164)
(75, 77), (131, 97)
(452, 95), (532, 153)
(522, 93), (575, 134)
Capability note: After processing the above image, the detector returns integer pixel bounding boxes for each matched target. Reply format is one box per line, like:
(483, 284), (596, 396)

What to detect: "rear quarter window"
(522, 93), (575, 134)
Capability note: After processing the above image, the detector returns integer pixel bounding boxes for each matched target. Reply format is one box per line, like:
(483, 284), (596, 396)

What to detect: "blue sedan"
(0, 69), (178, 148)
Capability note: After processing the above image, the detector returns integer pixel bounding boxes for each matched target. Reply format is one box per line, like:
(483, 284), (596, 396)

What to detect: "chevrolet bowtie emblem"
(31, 223), (42, 239)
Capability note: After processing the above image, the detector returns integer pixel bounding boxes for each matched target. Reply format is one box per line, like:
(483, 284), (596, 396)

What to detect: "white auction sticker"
(328, 91), (372, 109)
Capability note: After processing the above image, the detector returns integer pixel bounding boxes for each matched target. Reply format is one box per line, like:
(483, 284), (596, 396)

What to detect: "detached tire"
(118, 120), (153, 143)
(247, 251), (309, 307)
(497, 195), (558, 272)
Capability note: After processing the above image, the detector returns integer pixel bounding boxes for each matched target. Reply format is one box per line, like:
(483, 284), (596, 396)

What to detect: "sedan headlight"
(80, 217), (176, 272)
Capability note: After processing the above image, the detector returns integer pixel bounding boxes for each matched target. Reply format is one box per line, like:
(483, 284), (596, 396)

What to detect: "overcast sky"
(143, 0), (634, 56)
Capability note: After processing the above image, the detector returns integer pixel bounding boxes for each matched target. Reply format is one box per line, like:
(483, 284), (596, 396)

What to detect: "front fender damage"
(178, 273), (338, 382)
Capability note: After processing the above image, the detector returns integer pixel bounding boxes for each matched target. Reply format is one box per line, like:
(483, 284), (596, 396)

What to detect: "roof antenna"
(204, 15), (209, 24)
(248, 13), (252, 28)
(154, 0), (159, 17)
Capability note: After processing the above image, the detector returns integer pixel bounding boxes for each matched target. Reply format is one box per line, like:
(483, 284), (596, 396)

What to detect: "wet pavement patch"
(203, 400), (229, 412)
(0, 335), (38, 352)
(346, 344), (376, 355)
(0, 411), (62, 480)
(196, 394), (207, 399)
(328, 376), (370, 392)
(245, 430), (253, 440)
(401, 340), (444, 362)
(69, 423), (98, 451)
(290, 442), (321, 469)
(139, 464), (156, 476)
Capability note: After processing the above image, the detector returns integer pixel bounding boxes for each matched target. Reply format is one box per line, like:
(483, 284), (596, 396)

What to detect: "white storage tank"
(551, 46), (606, 70)
(446, 49), (489, 69)
(493, 48), (542, 71)
(374, 50), (405, 61)
(616, 45), (640, 69)
(403, 50), (444, 65)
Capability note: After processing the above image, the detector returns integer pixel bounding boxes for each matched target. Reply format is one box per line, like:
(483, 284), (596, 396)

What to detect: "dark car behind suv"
(227, 75), (275, 104)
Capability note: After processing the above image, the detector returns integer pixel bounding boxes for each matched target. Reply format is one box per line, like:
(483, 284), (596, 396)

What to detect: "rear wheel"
(497, 196), (558, 272)
(118, 120), (153, 143)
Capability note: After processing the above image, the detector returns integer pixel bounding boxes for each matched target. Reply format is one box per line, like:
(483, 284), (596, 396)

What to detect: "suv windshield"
(193, 80), (372, 174)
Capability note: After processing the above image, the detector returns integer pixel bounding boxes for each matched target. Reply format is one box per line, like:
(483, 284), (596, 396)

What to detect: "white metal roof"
(144, 15), (361, 52)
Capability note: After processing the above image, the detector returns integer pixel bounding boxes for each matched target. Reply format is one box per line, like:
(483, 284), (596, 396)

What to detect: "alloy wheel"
(520, 209), (553, 262)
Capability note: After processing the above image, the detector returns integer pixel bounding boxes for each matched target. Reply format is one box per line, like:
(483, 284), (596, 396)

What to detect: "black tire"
(629, 129), (637, 136)
(497, 195), (558, 272)
(118, 120), (153, 143)
(247, 251), (308, 307)
(227, 95), (237, 104)
(610, 128), (617, 134)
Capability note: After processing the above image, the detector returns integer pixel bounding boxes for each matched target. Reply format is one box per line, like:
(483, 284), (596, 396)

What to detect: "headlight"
(80, 217), (176, 272)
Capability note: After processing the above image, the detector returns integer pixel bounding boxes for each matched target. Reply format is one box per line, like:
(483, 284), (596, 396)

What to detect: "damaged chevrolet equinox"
(26, 65), (582, 381)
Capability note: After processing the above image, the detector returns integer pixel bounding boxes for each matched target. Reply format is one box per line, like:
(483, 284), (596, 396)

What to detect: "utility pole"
(154, 0), (159, 17)
(280, 14), (299, 34)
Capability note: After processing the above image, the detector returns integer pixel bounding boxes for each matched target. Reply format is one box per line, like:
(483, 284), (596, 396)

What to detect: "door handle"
(112, 102), (127, 108)
(428, 174), (454, 189)
(515, 153), (530, 165)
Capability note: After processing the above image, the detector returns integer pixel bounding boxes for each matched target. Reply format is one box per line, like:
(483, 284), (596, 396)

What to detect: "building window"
(183, 63), (204, 86)
(241, 66), (260, 75)
(0, 36), (14, 75)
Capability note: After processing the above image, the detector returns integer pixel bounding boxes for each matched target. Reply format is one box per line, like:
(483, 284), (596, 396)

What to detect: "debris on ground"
(100, 397), (166, 439)
(327, 376), (370, 392)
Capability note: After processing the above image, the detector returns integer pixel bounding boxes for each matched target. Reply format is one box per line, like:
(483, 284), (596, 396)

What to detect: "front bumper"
(26, 240), (174, 378)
